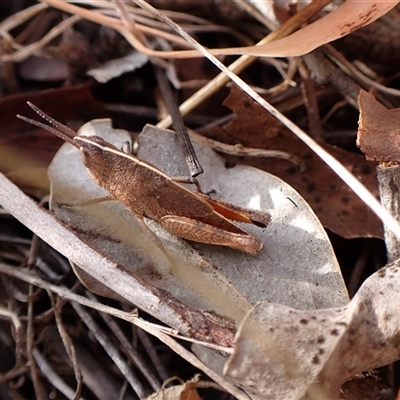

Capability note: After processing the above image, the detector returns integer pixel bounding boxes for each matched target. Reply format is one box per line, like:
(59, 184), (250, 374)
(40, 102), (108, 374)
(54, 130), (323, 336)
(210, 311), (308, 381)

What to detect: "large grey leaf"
(225, 261), (400, 399)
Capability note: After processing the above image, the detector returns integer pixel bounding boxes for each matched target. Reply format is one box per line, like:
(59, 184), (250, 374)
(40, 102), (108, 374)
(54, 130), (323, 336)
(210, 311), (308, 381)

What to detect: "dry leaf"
(357, 89), (400, 162)
(225, 260), (400, 400)
(207, 85), (382, 239)
(0, 84), (107, 165)
(145, 376), (201, 400)
(0, 85), (107, 196)
(87, 51), (149, 83)
(203, 1), (399, 58)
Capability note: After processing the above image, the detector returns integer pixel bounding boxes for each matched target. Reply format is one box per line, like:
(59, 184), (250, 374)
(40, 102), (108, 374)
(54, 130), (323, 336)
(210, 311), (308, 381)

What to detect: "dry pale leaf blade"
(225, 260), (400, 400)
(357, 89), (400, 162)
(200, 1), (399, 58)
(87, 51), (149, 83)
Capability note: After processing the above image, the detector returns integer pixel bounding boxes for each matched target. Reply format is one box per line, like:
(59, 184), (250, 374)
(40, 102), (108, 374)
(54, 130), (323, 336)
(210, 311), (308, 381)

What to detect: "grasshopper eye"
(79, 147), (91, 168)
(121, 140), (132, 154)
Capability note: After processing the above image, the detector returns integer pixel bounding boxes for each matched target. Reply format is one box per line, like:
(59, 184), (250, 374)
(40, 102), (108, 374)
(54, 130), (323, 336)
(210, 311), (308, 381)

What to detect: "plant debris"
(1, 1), (400, 399)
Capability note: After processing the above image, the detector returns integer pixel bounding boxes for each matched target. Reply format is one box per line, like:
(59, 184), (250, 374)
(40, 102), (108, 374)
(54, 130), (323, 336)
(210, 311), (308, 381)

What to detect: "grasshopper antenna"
(17, 102), (79, 148)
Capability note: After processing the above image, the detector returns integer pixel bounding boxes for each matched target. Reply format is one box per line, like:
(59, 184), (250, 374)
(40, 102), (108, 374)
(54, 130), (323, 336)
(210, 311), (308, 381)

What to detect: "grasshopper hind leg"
(159, 215), (263, 254)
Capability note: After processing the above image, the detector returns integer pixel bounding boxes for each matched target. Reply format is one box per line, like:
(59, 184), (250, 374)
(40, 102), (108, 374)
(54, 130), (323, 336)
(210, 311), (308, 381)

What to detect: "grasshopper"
(17, 102), (270, 254)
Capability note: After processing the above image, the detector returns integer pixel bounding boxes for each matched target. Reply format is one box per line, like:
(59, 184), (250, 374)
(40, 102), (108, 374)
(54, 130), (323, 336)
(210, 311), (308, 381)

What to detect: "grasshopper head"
(75, 136), (118, 187)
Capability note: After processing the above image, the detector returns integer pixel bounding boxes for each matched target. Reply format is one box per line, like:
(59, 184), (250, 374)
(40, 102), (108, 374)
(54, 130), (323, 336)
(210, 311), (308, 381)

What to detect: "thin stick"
(155, 66), (203, 178)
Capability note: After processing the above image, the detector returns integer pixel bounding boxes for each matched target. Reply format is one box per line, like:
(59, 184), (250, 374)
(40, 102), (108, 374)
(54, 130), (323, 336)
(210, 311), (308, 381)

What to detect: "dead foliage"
(1, 1), (400, 399)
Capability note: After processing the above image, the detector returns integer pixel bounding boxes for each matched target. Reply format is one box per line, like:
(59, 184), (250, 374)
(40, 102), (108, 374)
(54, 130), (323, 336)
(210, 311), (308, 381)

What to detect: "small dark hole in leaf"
(225, 160), (236, 168)
(341, 196), (350, 204)
(312, 355), (320, 364)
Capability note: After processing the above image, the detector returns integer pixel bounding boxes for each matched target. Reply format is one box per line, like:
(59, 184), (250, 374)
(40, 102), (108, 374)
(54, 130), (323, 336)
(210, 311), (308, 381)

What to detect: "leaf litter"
(1, 1), (400, 399)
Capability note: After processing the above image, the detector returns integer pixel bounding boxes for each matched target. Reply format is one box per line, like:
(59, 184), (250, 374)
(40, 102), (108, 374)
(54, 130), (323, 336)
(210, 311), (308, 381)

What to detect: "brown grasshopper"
(17, 102), (271, 254)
